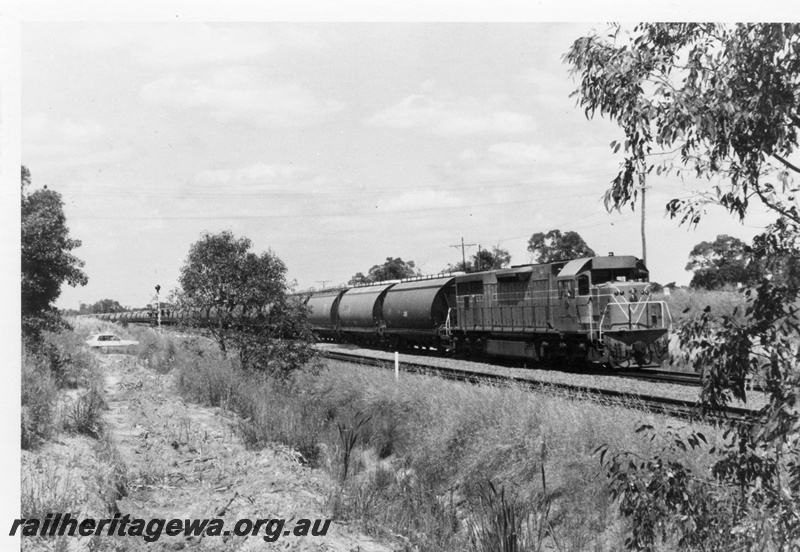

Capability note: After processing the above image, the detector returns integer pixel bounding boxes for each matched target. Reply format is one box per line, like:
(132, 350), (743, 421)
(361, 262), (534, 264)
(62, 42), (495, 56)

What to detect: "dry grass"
(21, 351), (59, 450)
(652, 288), (749, 372)
(170, 335), (719, 551)
(655, 287), (747, 327)
(21, 455), (83, 519)
(63, 386), (107, 438)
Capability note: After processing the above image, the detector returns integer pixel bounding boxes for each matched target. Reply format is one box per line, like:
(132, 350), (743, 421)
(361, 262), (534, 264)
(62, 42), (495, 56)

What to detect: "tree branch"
(753, 185), (800, 224)
(772, 153), (800, 174)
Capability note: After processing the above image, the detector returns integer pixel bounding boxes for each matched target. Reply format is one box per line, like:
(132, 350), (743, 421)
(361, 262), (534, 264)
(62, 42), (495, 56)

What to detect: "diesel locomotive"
(307, 254), (672, 368)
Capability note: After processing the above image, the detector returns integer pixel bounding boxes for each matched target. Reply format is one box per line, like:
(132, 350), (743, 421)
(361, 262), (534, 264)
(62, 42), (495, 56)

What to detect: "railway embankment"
(315, 342), (769, 415)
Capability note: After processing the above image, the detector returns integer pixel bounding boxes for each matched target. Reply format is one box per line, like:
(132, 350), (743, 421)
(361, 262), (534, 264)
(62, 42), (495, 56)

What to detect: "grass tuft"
(337, 412), (371, 483)
(64, 386), (106, 438)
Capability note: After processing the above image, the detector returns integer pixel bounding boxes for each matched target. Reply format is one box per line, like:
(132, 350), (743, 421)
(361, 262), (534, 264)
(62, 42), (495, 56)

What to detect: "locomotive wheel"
(607, 354), (632, 370)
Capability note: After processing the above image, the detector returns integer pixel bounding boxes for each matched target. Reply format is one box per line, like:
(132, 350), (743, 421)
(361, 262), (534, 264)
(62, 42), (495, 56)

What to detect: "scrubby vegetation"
(21, 319), (133, 551)
(655, 287), (747, 328)
(167, 330), (719, 551)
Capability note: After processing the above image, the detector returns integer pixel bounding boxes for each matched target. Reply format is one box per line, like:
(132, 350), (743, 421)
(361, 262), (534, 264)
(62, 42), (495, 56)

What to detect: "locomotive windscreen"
(591, 267), (649, 284)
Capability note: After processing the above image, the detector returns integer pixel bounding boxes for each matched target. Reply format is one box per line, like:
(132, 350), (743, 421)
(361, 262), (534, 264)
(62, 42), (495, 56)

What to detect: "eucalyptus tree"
(567, 23), (800, 548)
(527, 229), (596, 263)
(21, 166), (87, 342)
(176, 231), (313, 376)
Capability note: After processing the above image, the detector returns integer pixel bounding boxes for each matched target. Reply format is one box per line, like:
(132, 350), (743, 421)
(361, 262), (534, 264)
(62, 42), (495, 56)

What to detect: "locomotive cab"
(557, 255), (671, 367)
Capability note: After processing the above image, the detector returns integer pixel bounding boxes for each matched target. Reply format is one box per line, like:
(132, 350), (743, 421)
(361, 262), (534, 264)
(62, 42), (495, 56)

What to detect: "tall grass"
(22, 321), (109, 448)
(21, 351), (59, 450)
(21, 456), (82, 519)
(655, 287), (747, 327)
(63, 386), (106, 438)
(171, 339), (716, 551)
(653, 288), (749, 372)
(131, 327), (178, 373)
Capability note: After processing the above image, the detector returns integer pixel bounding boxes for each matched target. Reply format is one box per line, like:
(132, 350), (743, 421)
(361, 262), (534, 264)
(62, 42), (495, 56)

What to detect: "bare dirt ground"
(22, 354), (394, 551)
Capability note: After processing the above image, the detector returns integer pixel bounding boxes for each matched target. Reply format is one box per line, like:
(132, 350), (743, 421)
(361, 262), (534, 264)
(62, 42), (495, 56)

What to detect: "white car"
(85, 333), (139, 349)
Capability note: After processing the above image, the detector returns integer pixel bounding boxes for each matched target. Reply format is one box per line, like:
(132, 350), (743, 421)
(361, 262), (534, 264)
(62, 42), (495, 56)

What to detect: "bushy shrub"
(21, 351), (59, 450)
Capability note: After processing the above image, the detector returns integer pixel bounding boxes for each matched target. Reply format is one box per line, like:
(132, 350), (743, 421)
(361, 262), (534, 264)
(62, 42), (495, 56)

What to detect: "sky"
(10, 7), (794, 313)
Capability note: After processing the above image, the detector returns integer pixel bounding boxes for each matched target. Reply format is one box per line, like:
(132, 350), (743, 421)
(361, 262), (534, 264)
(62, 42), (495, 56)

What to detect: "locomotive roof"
(386, 275), (454, 290)
(558, 255), (645, 279)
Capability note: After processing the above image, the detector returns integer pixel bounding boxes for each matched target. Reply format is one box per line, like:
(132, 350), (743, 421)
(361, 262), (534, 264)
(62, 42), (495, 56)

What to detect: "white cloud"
(23, 113), (132, 168)
(142, 67), (345, 127)
(488, 142), (550, 165)
(25, 112), (105, 140)
(377, 188), (465, 213)
(368, 84), (535, 136)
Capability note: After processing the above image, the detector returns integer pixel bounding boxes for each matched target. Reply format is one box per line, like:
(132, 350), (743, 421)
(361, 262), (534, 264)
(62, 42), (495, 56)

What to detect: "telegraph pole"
(316, 280), (330, 290)
(638, 165), (647, 265)
(450, 237), (476, 271)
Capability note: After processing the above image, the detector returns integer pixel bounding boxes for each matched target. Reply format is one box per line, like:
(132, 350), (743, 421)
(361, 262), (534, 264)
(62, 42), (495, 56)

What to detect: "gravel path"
(100, 354), (393, 551)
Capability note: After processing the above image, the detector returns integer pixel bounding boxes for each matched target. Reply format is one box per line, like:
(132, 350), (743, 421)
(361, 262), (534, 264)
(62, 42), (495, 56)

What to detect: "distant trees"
(527, 229), (595, 263)
(444, 246), (511, 273)
(21, 166), (87, 343)
(685, 235), (762, 289)
(175, 231), (312, 376)
(473, 246), (511, 271)
(349, 257), (420, 285)
(79, 299), (128, 314)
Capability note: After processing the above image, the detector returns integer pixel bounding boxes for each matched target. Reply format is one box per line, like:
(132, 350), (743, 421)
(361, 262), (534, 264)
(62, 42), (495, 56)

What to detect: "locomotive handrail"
(599, 300), (673, 333)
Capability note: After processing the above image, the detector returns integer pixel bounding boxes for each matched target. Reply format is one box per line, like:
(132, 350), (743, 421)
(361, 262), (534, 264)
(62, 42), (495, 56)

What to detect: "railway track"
(319, 349), (756, 423)
(613, 368), (701, 387)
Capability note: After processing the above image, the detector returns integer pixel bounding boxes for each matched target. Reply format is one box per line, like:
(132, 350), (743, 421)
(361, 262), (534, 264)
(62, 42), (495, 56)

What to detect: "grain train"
(306, 254), (671, 368)
(84, 254), (671, 368)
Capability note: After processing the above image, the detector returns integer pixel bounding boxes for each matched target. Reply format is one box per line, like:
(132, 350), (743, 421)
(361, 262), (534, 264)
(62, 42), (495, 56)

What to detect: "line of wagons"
(86, 254), (672, 368)
(304, 254), (672, 368)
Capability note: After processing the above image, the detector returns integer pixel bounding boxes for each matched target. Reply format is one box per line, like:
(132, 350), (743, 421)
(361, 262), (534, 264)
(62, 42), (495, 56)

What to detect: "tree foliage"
(21, 166), (88, 342)
(444, 246), (511, 273)
(527, 229), (596, 263)
(79, 299), (128, 314)
(175, 231), (313, 376)
(348, 257), (420, 285)
(567, 24), (800, 548)
(472, 246), (511, 272)
(685, 234), (763, 289)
